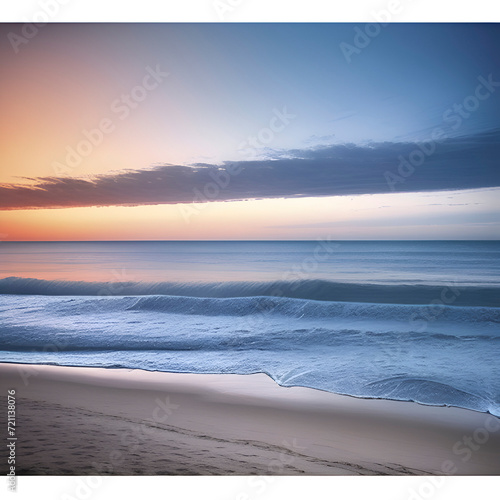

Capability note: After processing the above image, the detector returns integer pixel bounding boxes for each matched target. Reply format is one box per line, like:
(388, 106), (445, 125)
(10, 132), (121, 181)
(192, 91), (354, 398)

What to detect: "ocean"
(1, 240), (499, 415)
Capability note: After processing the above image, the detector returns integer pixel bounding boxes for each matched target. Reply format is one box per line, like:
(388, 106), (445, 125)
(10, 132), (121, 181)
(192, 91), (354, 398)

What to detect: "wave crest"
(1, 276), (499, 307)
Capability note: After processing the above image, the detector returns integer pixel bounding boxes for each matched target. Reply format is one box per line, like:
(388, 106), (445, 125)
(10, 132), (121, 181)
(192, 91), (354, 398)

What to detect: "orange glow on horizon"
(1, 191), (497, 242)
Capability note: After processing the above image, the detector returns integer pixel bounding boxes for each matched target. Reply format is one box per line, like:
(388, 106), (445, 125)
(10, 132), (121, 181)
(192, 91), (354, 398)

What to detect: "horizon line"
(1, 239), (499, 243)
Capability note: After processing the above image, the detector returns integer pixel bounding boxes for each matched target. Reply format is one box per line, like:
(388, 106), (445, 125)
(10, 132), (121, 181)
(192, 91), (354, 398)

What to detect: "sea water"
(0, 240), (499, 415)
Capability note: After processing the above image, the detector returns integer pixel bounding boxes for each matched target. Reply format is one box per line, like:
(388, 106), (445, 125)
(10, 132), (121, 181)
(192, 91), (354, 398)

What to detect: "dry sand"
(0, 363), (499, 475)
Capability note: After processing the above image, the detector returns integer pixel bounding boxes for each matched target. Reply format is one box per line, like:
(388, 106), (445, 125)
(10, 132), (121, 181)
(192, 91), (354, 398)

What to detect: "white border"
(9, 476), (500, 500)
(0, 0), (499, 23)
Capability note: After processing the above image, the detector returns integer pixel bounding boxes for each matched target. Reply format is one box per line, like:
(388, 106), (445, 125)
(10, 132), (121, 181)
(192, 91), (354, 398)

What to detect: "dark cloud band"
(1, 129), (499, 210)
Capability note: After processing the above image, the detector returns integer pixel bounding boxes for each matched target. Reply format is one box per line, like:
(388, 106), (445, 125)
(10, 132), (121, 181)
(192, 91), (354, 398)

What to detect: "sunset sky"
(0, 23), (499, 240)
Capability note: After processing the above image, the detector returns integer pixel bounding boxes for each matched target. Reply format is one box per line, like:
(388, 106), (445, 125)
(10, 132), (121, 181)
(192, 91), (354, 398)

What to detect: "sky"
(0, 23), (499, 240)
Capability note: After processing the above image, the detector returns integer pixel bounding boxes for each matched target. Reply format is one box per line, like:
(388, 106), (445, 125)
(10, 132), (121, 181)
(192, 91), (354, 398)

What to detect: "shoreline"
(0, 363), (499, 475)
(1, 360), (497, 418)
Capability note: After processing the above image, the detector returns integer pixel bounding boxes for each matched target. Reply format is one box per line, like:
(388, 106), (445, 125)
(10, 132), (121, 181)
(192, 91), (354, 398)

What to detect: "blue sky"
(0, 23), (499, 239)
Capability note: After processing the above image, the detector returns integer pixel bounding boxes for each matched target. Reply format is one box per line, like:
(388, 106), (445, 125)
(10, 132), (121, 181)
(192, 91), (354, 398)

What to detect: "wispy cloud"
(268, 210), (500, 229)
(327, 111), (358, 123)
(1, 129), (499, 210)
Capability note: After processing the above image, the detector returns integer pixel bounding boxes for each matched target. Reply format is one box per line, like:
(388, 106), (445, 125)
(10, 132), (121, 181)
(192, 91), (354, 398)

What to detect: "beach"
(1, 363), (499, 476)
(2, 241), (499, 419)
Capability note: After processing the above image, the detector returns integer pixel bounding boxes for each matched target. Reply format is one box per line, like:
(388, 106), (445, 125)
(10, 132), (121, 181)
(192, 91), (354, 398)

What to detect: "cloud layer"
(1, 129), (499, 210)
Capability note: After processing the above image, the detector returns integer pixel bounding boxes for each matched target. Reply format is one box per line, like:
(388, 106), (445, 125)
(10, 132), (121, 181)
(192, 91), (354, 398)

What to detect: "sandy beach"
(0, 363), (499, 475)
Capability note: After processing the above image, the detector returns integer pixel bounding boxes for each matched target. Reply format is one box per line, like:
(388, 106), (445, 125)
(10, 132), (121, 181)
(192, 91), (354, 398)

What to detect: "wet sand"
(0, 363), (499, 475)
